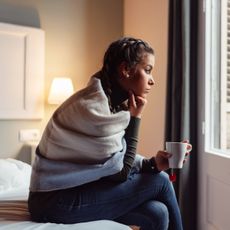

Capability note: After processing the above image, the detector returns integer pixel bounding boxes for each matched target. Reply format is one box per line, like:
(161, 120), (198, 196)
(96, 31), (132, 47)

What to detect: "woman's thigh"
(29, 171), (174, 224)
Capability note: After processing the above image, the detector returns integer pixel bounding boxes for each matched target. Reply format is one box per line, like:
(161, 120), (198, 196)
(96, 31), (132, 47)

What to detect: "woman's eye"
(145, 69), (151, 74)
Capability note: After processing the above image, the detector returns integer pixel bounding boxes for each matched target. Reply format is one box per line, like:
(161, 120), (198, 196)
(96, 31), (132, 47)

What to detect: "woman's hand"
(155, 140), (192, 171)
(155, 151), (172, 171)
(182, 139), (192, 164)
(128, 91), (147, 118)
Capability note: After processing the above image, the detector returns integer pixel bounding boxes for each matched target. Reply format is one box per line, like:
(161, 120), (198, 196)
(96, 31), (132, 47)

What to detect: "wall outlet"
(19, 129), (40, 142)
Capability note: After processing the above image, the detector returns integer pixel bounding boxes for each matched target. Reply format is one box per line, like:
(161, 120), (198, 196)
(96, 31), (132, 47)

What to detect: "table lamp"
(48, 77), (74, 104)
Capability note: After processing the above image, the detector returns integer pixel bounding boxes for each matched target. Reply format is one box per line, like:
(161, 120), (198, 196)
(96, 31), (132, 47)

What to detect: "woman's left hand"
(128, 91), (147, 118)
(182, 139), (192, 165)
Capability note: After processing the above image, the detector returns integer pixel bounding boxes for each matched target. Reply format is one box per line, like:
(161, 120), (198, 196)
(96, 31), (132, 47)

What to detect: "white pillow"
(0, 158), (31, 193)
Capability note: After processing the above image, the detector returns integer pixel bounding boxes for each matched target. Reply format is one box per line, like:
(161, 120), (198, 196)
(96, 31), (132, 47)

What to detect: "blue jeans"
(28, 172), (183, 230)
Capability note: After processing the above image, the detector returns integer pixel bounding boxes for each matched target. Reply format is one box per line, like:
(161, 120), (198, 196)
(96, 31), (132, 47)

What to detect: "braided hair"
(100, 37), (154, 112)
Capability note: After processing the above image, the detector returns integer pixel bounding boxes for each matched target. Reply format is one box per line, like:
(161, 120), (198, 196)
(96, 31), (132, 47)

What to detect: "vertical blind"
(227, 0), (230, 103)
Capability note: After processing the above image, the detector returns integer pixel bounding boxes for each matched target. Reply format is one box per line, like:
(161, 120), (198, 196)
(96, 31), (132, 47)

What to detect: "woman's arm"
(105, 116), (160, 182)
(105, 116), (139, 181)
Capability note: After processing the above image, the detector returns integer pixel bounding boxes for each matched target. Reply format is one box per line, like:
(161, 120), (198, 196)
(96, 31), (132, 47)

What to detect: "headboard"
(0, 22), (45, 119)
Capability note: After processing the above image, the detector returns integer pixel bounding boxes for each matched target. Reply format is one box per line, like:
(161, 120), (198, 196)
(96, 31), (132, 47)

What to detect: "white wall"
(124, 0), (169, 157)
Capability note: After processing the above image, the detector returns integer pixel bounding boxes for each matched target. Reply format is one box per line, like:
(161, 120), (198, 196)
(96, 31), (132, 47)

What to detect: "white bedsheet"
(0, 220), (132, 230)
(0, 187), (29, 201)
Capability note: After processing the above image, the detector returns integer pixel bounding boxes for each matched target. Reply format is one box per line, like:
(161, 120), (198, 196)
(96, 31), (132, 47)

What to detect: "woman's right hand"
(128, 91), (147, 118)
(155, 151), (172, 171)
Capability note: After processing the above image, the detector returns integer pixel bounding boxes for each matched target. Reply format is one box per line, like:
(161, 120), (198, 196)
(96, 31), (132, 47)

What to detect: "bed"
(0, 158), (132, 230)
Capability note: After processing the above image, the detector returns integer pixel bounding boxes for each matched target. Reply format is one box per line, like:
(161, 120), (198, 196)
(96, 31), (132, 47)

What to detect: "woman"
(28, 37), (188, 230)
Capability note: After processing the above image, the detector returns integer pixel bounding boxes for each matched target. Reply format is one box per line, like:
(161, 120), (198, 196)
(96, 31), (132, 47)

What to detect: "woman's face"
(118, 52), (155, 98)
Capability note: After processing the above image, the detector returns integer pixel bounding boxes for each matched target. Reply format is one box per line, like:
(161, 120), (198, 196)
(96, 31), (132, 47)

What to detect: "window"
(205, 0), (230, 153)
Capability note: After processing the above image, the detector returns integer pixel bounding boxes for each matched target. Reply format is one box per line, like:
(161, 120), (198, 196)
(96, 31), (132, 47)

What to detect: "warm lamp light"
(48, 77), (74, 104)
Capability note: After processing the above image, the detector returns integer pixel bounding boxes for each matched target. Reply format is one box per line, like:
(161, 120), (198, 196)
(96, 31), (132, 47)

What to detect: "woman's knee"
(155, 201), (169, 225)
(157, 171), (170, 182)
(156, 171), (174, 191)
(143, 200), (169, 229)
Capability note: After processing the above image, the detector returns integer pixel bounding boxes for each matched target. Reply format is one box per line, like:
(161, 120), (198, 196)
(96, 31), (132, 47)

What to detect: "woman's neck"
(110, 79), (128, 107)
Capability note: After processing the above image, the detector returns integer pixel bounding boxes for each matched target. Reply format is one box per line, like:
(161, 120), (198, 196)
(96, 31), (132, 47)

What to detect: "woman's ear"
(118, 62), (130, 79)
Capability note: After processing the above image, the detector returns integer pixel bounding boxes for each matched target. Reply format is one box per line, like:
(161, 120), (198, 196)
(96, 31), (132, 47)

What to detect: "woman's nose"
(149, 76), (155, 85)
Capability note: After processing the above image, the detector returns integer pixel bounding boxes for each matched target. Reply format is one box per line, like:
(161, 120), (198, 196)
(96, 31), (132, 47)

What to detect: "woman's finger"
(181, 140), (192, 152)
(187, 143), (192, 152)
(160, 150), (172, 158)
(135, 96), (147, 106)
(182, 139), (189, 143)
(128, 91), (136, 108)
(185, 152), (190, 157)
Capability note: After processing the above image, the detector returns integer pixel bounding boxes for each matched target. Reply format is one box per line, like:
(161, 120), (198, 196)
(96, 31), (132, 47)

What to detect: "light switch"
(19, 129), (40, 142)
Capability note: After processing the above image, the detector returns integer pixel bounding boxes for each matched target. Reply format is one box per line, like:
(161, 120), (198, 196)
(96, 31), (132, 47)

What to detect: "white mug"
(166, 142), (189, 169)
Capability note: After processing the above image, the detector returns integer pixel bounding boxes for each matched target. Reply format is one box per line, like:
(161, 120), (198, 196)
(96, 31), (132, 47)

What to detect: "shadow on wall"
(17, 145), (32, 164)
(0, 1), (40, 28)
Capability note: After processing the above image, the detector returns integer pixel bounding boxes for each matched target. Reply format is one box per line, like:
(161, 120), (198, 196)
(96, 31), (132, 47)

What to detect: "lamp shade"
(48, 77), (74, 104)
